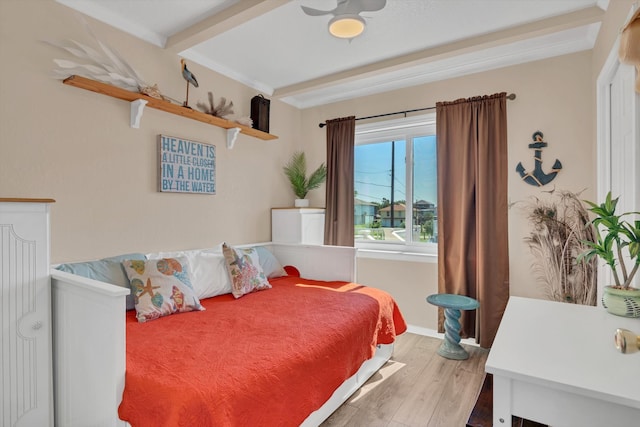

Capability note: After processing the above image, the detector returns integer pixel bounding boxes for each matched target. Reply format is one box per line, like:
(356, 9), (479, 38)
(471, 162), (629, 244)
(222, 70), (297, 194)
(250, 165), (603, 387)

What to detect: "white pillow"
(146, 249), (232, 299)
(254, 246), (286, 278)
(207, 244), (286, 278)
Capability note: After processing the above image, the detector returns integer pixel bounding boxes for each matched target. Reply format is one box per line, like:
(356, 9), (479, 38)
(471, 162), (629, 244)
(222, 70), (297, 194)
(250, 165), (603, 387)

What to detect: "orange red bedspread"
(118, 276), (406, 427)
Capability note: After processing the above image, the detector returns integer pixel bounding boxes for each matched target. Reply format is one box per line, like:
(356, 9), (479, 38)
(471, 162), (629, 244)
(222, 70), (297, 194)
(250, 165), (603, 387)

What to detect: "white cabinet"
(486, 297), (640, 426)
(271, 208), (325, 245)
(1, 199), (55, 427)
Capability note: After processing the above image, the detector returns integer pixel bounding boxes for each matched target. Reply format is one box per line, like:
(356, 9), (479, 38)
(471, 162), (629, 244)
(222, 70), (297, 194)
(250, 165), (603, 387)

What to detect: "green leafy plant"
(579, 192), (640, 289)
(283, 151), (327, 199)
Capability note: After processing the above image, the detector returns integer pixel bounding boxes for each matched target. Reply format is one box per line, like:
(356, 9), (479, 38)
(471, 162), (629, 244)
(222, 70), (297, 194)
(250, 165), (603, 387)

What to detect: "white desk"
(485, 296), (640, 427)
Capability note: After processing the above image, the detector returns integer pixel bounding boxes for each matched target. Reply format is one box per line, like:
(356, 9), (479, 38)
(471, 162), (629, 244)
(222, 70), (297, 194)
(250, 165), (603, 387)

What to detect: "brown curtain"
(324, 116), (356, 246)
(436, 93), (509, 348)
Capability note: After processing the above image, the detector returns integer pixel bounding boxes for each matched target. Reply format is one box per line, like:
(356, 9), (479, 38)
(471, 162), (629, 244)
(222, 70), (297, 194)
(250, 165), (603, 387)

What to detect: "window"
(354, 114), (437, 255)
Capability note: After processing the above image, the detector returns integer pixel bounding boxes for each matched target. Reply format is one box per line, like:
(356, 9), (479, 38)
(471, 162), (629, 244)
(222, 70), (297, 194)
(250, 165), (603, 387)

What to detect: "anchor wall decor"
(516, 131), (562, 186)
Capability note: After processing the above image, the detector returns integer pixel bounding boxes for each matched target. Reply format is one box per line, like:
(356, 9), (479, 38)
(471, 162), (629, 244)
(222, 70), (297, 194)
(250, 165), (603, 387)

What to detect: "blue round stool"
(426, 294), (479, 360)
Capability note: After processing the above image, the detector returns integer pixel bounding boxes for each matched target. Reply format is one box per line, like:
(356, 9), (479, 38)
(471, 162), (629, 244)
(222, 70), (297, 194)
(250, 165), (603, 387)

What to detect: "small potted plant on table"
(579, 192), (640, 317)
(283, 151), (327, 207)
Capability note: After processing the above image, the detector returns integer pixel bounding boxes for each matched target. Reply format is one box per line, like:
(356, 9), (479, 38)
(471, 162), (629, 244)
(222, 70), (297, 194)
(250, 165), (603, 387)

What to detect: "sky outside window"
(355, 136), (437, 206)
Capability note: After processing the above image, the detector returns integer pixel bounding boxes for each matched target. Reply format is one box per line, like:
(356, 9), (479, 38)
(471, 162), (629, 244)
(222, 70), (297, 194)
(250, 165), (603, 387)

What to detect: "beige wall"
(1, 0), (635, 331)
(0, 0), (301, 263)
(302, 51), (596, 330)
(357, 258), (438, 330)
(304, 0), (638, 331)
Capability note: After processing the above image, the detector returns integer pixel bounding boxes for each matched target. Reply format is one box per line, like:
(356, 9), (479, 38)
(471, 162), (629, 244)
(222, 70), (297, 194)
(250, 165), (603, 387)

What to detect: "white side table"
(486, 296), (640, 426)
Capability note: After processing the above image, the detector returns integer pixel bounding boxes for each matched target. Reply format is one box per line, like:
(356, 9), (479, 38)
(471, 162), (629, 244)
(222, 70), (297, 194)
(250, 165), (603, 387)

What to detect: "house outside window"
(354, 114), (437, 256)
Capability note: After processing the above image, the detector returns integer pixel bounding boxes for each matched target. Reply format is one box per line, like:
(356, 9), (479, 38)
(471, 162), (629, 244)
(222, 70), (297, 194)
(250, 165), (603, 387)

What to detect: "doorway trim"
(595, 4), (640, 303)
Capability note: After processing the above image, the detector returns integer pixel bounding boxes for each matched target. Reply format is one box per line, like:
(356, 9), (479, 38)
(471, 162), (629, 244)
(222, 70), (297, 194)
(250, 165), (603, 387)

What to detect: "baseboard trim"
(406, 324), (479, 347)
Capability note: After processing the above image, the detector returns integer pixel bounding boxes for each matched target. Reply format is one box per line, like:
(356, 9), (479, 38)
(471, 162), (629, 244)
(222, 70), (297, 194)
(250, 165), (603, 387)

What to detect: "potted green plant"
(579, 192), (640, 317)
(283, 151), (327, 207)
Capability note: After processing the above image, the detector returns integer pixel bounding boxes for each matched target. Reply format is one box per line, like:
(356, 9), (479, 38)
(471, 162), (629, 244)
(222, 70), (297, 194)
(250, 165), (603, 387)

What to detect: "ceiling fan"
(301, 0), (387, 39)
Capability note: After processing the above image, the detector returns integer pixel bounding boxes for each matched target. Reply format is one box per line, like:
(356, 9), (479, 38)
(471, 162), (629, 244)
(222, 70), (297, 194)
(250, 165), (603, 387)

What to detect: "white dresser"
(486, 296), (640, 427)
(1, 199), (55, 427)
(271, 208), (325, 245)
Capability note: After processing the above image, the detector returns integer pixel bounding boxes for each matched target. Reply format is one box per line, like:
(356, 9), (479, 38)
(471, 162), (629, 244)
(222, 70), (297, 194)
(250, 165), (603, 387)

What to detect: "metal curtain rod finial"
(318, 93), (516, 128)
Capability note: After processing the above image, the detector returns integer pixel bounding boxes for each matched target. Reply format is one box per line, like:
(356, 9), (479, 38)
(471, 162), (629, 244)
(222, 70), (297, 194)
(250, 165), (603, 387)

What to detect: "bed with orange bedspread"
(117, 275), (406, 427)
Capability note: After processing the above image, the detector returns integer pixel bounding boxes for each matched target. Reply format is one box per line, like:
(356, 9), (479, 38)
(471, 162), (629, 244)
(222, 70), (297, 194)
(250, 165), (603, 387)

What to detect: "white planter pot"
(602, 286), (640, 317)
(294, 198), (310, 208)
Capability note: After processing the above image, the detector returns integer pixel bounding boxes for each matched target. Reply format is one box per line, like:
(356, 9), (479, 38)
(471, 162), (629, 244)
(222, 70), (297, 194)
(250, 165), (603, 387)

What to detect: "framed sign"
(158, 135), (216, 194)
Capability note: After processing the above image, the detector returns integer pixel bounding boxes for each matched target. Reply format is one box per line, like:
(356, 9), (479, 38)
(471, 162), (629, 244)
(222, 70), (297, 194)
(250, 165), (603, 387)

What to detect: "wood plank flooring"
(320, 333), (489, 427)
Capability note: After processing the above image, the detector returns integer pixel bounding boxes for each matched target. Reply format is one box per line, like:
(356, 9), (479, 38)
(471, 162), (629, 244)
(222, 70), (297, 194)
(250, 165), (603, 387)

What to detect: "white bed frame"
(50, 243), (394, 427)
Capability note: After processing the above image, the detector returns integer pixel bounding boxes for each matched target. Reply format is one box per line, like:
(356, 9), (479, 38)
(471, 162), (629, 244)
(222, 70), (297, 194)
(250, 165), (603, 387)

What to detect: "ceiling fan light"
(328, 15), (365, 39)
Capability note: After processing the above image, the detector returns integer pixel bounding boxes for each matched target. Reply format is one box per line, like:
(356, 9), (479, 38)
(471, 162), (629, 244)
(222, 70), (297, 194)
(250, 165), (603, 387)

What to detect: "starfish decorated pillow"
(122, 257), (204, 323)
(221, 243), (271, 299)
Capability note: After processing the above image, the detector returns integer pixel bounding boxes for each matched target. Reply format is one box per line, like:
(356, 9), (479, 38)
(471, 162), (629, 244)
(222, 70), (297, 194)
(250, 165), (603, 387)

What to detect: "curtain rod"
(318, 93), (516, 128)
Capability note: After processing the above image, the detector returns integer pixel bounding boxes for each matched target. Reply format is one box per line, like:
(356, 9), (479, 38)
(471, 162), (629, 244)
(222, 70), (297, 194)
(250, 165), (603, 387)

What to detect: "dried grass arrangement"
(197, 92), (234, 119)
(524, 189), (597, 305)
(45, 17), (174, 102)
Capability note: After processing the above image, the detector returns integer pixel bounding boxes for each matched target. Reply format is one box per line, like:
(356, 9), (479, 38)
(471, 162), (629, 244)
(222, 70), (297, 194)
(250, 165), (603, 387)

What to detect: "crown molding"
(281, 22), (600, 109)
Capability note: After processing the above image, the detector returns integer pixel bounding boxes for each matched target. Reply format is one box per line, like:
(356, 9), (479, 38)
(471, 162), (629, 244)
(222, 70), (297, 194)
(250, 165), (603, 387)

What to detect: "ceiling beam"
(274, 6), (604, 99)
(166, 0), (291, 53)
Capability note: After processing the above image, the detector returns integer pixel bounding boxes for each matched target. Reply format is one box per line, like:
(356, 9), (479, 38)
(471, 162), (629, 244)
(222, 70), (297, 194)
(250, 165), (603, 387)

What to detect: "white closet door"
(609, 63), (639, 291)
(597, 16), (640, 301)
(609, 62), (639, 216)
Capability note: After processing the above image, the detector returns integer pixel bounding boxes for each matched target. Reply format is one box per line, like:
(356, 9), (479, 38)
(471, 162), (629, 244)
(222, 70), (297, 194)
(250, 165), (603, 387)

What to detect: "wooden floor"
(320, 333), (489, 427)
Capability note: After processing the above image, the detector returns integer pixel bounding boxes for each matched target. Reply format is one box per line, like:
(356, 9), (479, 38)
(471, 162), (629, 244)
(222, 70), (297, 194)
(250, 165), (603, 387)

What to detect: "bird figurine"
(180, 58), (199, 108)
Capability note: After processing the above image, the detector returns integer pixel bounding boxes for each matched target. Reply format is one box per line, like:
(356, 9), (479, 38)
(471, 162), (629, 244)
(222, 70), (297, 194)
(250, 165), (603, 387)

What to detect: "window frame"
(354, 113), (437, 257)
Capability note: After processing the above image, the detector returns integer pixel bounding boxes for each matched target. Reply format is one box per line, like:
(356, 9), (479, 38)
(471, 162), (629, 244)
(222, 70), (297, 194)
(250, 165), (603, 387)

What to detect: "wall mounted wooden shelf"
(63, 75), (277, 147)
